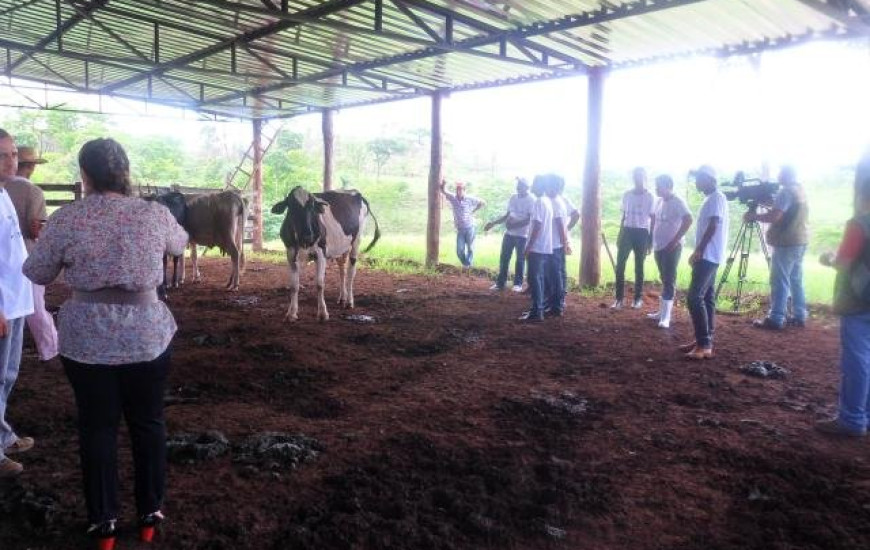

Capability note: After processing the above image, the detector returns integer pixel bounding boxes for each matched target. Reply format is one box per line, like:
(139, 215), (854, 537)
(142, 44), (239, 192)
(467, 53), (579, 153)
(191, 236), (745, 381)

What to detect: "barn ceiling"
(0, 0), (867, 120)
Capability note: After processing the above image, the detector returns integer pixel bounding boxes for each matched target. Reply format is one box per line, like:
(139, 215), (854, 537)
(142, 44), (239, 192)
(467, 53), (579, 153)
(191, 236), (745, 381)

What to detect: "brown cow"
(183, 190), (247, 290)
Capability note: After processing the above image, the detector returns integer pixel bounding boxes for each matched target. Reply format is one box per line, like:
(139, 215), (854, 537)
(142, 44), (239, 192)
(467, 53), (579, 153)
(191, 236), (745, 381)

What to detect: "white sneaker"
(511, 285), (523, 293)
(610, 299), (623, 310)
(489, 283), (503, 291)
(631, 299), (643, 309)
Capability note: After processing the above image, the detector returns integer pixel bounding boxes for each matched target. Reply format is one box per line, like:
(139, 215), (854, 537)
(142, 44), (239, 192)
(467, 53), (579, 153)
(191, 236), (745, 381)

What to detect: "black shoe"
(545, 308), (564, 318)
(518, 311), (544, 322)
(786, 317), (806, 328)
(752, 317), (783, 330)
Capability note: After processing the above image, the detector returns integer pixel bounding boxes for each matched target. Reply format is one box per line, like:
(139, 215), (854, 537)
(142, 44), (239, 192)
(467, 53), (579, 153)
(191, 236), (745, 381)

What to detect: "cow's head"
(272, 186), (328, 248)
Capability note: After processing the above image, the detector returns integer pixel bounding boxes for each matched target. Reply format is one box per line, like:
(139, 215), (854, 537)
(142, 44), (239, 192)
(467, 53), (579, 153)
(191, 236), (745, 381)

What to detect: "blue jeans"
(496, 234), (526, 288)
(546, 247), (566, 312)
(0, 316), (25, 460)
(615, 227), (650, 301)
(526, 252), (550, 317)
(456, 227), (475, 267)
(654, 245), (682, 301)
(769, 244), (807, 326)
(838, 313), (870, 433)
(687, 260), (719, 348)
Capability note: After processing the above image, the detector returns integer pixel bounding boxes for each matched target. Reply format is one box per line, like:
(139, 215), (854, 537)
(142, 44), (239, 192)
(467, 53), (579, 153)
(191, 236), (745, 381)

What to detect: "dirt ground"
(1, 255), (869, 550)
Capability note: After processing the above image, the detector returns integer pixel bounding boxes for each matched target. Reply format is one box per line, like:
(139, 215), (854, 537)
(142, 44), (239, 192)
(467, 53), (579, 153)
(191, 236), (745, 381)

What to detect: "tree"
(367, 137), (408, 180)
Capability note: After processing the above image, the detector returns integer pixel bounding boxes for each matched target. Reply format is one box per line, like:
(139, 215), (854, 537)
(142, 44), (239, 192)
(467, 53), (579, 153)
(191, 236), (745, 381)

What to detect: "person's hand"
(664, 240), (678, 253)
(688, 250), (701, 265)
(0, 312), (7, 339)
(819, 251), (835, 267)
(565, 242), (573, 255)
(484, 221), (493, 232)
(440, 179), (446, 190)
(743, 211), (756, 223)
(524, 246), (531, 259)
(29, 218), (43, 239)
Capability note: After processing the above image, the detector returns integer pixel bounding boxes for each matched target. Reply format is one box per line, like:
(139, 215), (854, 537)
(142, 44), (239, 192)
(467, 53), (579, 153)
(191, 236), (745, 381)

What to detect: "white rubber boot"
(658, 299), (674, 328)
(647, 297), (662, 321)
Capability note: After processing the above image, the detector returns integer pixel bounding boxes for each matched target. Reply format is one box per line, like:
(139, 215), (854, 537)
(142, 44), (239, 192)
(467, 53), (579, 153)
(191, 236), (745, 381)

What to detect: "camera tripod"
(714, 204), (772, 312)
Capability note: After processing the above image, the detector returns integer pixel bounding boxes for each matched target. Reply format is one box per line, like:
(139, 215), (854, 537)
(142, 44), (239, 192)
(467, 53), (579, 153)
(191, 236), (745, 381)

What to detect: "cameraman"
(745, 166), (809, 330)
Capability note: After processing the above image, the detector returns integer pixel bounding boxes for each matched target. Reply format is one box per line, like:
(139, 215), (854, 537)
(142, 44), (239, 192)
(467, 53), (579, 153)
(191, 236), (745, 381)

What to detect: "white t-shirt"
(0, 188), (34, 320)
(652, 195), (691, 251)
(695, 190), (730, 264)
(527, 196), (553, 255)
(505, 193), (535, 238)
(550, 195), (568, 249)
(621, 189), (655, 230)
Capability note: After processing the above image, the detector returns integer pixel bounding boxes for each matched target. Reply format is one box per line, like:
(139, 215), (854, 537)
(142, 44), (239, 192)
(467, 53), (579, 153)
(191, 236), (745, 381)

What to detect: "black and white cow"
(271, 186), (380, 321)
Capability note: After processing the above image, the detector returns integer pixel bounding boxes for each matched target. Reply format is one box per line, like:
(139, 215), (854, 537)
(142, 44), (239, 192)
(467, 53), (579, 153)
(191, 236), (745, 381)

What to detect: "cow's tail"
(361, 196), (381, 253)
(237, 195), (247, 272)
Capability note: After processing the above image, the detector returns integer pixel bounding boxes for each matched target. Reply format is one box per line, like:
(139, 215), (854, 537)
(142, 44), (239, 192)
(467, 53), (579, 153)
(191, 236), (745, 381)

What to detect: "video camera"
(721, 171), (779, 207)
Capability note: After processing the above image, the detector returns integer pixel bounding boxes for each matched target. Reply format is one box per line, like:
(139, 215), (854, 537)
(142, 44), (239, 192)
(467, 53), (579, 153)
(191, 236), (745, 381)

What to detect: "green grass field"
(259, 168), (852, 309)
(263, 229), (837, 308)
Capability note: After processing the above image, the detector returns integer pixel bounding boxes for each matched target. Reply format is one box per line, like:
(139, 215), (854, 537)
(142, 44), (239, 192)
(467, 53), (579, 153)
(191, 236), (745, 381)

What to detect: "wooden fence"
(38, 183), (256, 244)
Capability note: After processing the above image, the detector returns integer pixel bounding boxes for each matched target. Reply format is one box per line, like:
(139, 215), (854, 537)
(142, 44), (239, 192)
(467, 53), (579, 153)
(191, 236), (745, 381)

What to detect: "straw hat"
(17, 146), (47, 165)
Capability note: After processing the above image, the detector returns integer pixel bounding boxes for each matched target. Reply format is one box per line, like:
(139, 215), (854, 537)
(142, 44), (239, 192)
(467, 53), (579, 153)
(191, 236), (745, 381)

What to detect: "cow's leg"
(179, 246), (187, 285)
(315, 248), (329, 322)
(336, 253), (348, 307)
(346, 236), (363, 309)
(191, 243), (202, 282)
(286, 249), (301, 321)
(171, 255), (181, 288)
(225, 242), (241, 291)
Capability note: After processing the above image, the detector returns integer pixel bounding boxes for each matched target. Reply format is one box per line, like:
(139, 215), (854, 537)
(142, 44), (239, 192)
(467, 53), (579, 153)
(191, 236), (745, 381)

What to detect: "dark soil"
(1, 256), (868, 550)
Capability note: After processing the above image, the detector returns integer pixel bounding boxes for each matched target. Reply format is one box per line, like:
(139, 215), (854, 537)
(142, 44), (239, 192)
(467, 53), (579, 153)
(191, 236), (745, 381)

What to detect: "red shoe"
(139, 510), (165, 543)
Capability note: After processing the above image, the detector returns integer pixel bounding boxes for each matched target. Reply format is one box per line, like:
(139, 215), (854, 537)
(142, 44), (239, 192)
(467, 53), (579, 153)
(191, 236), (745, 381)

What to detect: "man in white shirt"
(440, 180), (486, 269)
(648, 174), (693, 328)
(545, 175), (571, 315)
(0, 129), (35, 477)
(683, 165), (730, 360)
(519, 175), (553, 322)
(612, 167), (655, 309)
(485, 177), (535, 292)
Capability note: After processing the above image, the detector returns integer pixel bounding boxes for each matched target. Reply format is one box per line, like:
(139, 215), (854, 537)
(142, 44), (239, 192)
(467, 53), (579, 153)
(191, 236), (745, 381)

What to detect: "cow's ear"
(271, 200), (288, 214)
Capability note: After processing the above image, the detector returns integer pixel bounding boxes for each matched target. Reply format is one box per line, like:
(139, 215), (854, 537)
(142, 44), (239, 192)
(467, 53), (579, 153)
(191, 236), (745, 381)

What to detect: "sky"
(3, 38), (868, 185)
(282, 39), (870, 184)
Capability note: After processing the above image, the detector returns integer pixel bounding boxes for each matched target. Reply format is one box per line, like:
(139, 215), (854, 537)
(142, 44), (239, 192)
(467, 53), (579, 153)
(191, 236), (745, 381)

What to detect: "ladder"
(224, 119), (285, 192)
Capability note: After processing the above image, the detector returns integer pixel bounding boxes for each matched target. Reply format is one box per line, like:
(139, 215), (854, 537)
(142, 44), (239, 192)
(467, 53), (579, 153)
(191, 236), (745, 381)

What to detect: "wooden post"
(580, 67), (605, 287)
(251, 118), (264, 252)
(322, 108), (334, 191)
(426, 92), (443, 268)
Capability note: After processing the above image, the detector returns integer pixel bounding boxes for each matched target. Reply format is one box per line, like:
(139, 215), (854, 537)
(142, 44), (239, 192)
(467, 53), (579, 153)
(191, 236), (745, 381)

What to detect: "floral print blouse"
(23, 194), (188, 365)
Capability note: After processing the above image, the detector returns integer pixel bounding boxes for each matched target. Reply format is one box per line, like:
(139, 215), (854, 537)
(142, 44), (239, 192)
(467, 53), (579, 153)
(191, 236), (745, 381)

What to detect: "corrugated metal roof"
(0, 0), (864, 119)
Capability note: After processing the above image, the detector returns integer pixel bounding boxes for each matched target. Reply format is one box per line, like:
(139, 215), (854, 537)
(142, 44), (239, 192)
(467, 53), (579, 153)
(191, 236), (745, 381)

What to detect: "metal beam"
(794, 0), (870, 31)
(8, 0), (108, 73)
(204, 0), (712, 106)
(99, 0), (367, 94)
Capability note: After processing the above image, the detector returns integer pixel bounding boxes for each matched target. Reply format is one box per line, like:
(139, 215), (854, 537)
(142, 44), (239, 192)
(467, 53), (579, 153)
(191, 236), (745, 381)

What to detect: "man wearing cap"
(745, 165), (810, 330)
(441, 179), (486, 269)
(683, 165), (730, 360)
(611, 167), (655, 310)
(485, 177), (534, 292)
(5, 146), (58, 363)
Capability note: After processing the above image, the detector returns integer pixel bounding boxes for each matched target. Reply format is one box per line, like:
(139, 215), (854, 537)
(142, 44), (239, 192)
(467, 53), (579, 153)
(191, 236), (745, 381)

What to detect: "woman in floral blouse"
(23, 138), (188, 544)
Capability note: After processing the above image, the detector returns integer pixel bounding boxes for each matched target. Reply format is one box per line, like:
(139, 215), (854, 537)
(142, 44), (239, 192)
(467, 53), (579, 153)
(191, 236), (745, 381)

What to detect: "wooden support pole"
(251, 118), (264, 252)
(322, 109), (334, 191)
(426, 92), (443, 268)
(580, 67), (605, 287)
